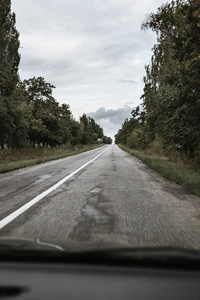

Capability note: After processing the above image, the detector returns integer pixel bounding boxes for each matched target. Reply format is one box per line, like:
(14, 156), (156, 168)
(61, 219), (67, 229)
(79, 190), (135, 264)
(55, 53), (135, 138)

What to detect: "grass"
(0, 144), (104, 174)
(118, 144), (200, 197)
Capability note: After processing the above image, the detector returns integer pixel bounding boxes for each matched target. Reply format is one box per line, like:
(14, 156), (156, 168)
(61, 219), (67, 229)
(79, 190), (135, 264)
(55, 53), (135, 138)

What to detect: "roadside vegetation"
(115, 0), (200, 196)
(0, 144), (104, 173)
(0, 0), (112, 173)
(118, 144), (200, 197)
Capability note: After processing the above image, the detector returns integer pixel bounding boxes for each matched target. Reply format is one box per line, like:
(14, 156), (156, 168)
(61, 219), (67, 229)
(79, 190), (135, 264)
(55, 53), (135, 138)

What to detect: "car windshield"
(0, 0), (199, 253)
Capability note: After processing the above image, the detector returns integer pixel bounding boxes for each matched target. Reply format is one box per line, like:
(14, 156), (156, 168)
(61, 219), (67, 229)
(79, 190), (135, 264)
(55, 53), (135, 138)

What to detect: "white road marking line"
(0, 146), (109, 230)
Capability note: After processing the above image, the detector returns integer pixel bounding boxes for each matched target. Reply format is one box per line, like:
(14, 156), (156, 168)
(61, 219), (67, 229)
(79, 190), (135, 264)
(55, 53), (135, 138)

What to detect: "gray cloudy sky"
(12, 0), (165, 140)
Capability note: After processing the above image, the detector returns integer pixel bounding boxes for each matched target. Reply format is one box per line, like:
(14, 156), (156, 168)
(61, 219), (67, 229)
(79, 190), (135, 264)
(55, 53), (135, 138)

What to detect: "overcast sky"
(12, 0), (166, 140)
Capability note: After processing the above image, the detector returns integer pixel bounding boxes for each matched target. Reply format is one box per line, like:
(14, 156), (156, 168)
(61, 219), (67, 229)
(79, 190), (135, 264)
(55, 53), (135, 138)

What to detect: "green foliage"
(0, 0), (20, 97)
(146, 134), (166, 156)
(0, 74), (109, 149)
(18, 77), (108, 148)
(141, 0), (200, 157)
(115, 114), (143, 148)
(0, 0), (20, 149)
(126, 131), (139, 149)
(80, 113), (111, 144)
(115, 118), (138, 145)
(115, 0), (200, 166)
(103, 136), (112, 144)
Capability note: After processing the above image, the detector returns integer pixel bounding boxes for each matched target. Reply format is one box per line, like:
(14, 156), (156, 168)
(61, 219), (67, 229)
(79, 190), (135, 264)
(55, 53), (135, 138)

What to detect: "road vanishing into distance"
(1, 144), (200, 249)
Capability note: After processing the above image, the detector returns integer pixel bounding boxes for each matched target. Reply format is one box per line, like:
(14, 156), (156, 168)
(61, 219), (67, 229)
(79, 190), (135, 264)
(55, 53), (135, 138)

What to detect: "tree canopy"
(0, 0), (20, 149)
(115, 0), (200, 160)
(0, 0), (20, 97)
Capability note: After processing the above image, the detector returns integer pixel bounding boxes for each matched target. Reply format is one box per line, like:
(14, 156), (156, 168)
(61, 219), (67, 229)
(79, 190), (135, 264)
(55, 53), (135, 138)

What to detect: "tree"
(0, 0), (20, 97)
(79, 114), (104, 144)
(0, 0), (20, 149)
(20, 77), (77, 147)
(103, 136), (112, 144)
(141, 0), (200, 157)
(22, 77), (60, 146)
(115, 117), (140, 145)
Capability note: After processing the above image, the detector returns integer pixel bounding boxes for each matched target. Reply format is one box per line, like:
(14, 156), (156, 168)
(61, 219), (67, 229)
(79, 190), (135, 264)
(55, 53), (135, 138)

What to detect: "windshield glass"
(0, 0), (199, 252)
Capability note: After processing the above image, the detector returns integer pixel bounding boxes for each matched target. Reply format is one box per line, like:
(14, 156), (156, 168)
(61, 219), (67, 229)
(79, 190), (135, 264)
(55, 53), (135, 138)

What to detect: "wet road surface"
(1, 144), (200, 249)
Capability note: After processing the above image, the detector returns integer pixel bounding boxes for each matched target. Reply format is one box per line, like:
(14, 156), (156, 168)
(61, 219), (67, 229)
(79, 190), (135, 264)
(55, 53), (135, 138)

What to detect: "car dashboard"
(1, 260), (200, 299)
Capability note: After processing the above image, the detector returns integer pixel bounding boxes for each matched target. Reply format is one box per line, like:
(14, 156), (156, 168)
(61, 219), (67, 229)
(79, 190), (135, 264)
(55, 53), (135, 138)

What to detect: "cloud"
(89, 106), (132, 123)
(88, 106), (134, 139)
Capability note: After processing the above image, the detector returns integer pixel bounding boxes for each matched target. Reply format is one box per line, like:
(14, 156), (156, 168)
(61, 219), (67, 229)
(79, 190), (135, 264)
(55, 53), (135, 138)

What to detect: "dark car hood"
(1, 237), (200, 270)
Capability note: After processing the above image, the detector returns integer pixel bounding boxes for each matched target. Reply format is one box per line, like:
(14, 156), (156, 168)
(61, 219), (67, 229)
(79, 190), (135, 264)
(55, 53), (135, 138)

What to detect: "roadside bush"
(127, 131), (140, 149)
(146, 134), (166, 157)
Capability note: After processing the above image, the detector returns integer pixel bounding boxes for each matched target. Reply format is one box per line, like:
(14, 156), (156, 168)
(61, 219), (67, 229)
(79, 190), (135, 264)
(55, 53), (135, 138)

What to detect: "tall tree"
(141, 0), (200, 156)
(0, 0), (20, 97)
(0, 0), (20, 149)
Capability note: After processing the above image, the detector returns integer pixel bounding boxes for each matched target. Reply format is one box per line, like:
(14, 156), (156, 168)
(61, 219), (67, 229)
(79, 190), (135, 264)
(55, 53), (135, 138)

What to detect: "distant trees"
(80, 113), (104, 144)
(115, 0), (200, 159)
(103, 136), (112, 144)
(79, 113), (112, 144)
(114, 110), (144, 147)
(12, 77), (110, 148)
(1, 74), (111, 148)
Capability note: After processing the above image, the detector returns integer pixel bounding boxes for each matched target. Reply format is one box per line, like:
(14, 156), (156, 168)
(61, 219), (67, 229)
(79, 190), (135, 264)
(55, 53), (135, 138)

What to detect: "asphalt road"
(1, 144), (200, 249)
